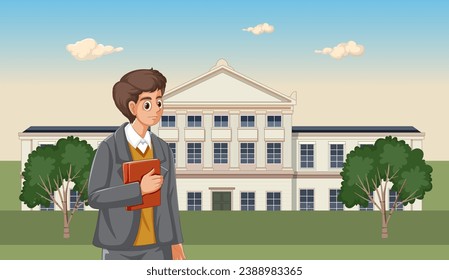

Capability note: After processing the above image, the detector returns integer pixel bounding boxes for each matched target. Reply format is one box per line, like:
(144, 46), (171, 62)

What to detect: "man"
(88, 69), (185, 260)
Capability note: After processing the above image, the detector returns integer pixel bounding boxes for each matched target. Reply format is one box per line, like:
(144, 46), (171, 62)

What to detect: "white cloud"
(315, 40), (365, 60)
(242, 23), (274, 35)
(66, 38), (123, 61)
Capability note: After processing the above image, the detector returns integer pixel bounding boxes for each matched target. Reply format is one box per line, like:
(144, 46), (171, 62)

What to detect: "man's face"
(129, 90), (164, 127)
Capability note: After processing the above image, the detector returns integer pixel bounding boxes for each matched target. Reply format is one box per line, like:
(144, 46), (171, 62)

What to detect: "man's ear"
(128, 101), (137, 116)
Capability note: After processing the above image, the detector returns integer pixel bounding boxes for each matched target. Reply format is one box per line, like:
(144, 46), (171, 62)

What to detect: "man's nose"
(153, 104), (161, 112)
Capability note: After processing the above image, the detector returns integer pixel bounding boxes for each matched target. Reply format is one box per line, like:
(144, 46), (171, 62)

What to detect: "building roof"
(22, 126), (120, 133)
(292, 126), (420, 133)
(23, 126), (420, 133)
(163, 59), (296, 106)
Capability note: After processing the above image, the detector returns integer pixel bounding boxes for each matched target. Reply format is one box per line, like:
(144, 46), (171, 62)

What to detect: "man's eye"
(157, 100), (163, 108)
(143, 101), (151, 111)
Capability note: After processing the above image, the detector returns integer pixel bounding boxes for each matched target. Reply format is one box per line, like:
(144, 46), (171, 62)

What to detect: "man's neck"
(131, 120), (149, 138)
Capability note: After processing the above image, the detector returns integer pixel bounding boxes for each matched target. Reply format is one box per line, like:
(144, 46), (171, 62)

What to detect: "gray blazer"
(88, 123), (183, 250)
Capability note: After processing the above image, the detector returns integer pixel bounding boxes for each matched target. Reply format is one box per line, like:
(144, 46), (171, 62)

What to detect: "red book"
(122, 159), (161, 211)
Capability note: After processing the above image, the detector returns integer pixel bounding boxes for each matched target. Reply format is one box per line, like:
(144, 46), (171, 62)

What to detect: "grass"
(2, 245), (448, 260)
(0, 211), (448, 259)
(1, 211), (448, 246)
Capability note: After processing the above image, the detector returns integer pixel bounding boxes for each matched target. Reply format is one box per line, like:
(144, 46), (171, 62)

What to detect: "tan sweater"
(128, 143), (157, 246)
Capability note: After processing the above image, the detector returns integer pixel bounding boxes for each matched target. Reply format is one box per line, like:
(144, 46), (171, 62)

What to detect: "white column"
(316, 140), (329, 171)
(256, 111), (266, 170)
(229, 110), (239, 170)
(292, 178), (298, 210)
(203, 111), (213, 170)
(411, 199), (422, 211)
(177, 111), (187, 168)
(20, 139), (33, 211)
(283, 112), (293, 170)
(412, 139), (423, 150)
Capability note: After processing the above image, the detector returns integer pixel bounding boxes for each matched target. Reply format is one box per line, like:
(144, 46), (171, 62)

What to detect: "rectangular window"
(241, 192), (255, 211)
(389, 190), (403, 211)
(187, 143), (202, 164)
(187, 192), (202, 211)
(267, 192), (281, 211)
(214, 115), (228, 127)
(267, 115), (282, 127)
(187, 115), (202, 127)
(168, 143), (176, 164)
(240, 143), (255, 164)
(70, 190), (84, 211)
(300, 144), (314, 168)
(161, 115), (176, 127)
(38, 142), (55, 147)
(267, 142), (282, 164)
(299, 189), (314, 211)
(241, 115), (255, 127)
(330, 144), (345, 168)
(213, 143), (228, 164)
(329, 189), (344, 211)
(360, 191), (374, 211)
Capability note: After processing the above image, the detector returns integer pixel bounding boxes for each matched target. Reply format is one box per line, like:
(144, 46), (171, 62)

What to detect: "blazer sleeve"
(88, 141), (142, 209)
(167, 145), (184, 244)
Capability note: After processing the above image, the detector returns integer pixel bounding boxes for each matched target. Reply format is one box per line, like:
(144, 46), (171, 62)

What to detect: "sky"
(0, 0), (448, 160)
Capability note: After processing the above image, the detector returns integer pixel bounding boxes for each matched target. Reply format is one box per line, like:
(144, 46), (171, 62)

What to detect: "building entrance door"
(212, 192), (231, 210)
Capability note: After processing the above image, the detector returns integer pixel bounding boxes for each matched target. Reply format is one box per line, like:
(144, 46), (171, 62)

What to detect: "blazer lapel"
(151, 133), (168, 177)
(114, 122), (132, 162)
(151, 134), (167, 164)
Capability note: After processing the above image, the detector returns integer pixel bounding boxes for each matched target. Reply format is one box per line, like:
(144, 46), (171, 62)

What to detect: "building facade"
(18, 59), (425, 211)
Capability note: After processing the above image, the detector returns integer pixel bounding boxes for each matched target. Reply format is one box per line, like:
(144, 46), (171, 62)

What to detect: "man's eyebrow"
(139, 96), (162, 101)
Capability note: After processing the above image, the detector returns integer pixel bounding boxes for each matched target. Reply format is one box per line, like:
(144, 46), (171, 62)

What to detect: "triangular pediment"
(164, 61), (295, 106)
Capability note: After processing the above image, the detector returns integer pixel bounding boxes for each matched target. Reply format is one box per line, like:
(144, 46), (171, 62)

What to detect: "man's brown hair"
(113, 68), (167, 123)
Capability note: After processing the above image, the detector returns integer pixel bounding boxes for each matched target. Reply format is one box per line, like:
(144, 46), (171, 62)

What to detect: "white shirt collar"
(125, 123), (152, 152)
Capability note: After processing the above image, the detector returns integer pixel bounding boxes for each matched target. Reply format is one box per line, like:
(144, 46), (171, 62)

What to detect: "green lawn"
(0, 211), (448, 259)
(2, 245), (448, 260)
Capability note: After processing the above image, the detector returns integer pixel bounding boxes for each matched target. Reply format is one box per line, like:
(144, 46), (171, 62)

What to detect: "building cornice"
(176, 170), (294, 179)
(18, 132), (113, 139)
(293, 172), (342, 179)
(175, 170), (343, 179)
(164, 104), (294, 110)
(293, 132), (425, 138)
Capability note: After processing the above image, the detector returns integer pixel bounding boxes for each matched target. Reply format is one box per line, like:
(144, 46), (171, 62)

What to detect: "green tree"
(20, 136), (95, 239)
(339, 136), (432, 239)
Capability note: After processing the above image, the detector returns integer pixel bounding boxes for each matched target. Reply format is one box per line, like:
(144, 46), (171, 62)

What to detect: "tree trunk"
(379, 187), (389, 239)
(381, 225), (388, 239)
(63, 224), (70, 239)
(381, 215), (388, 239)
(62, 203), (70, 239)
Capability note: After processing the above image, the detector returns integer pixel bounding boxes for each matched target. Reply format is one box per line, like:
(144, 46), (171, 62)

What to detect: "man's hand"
(140, 168), (163, 195)
(172, 243), (186, 260)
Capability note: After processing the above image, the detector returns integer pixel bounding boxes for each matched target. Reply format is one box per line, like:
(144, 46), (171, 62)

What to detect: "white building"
(18, 59), (425, 211)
